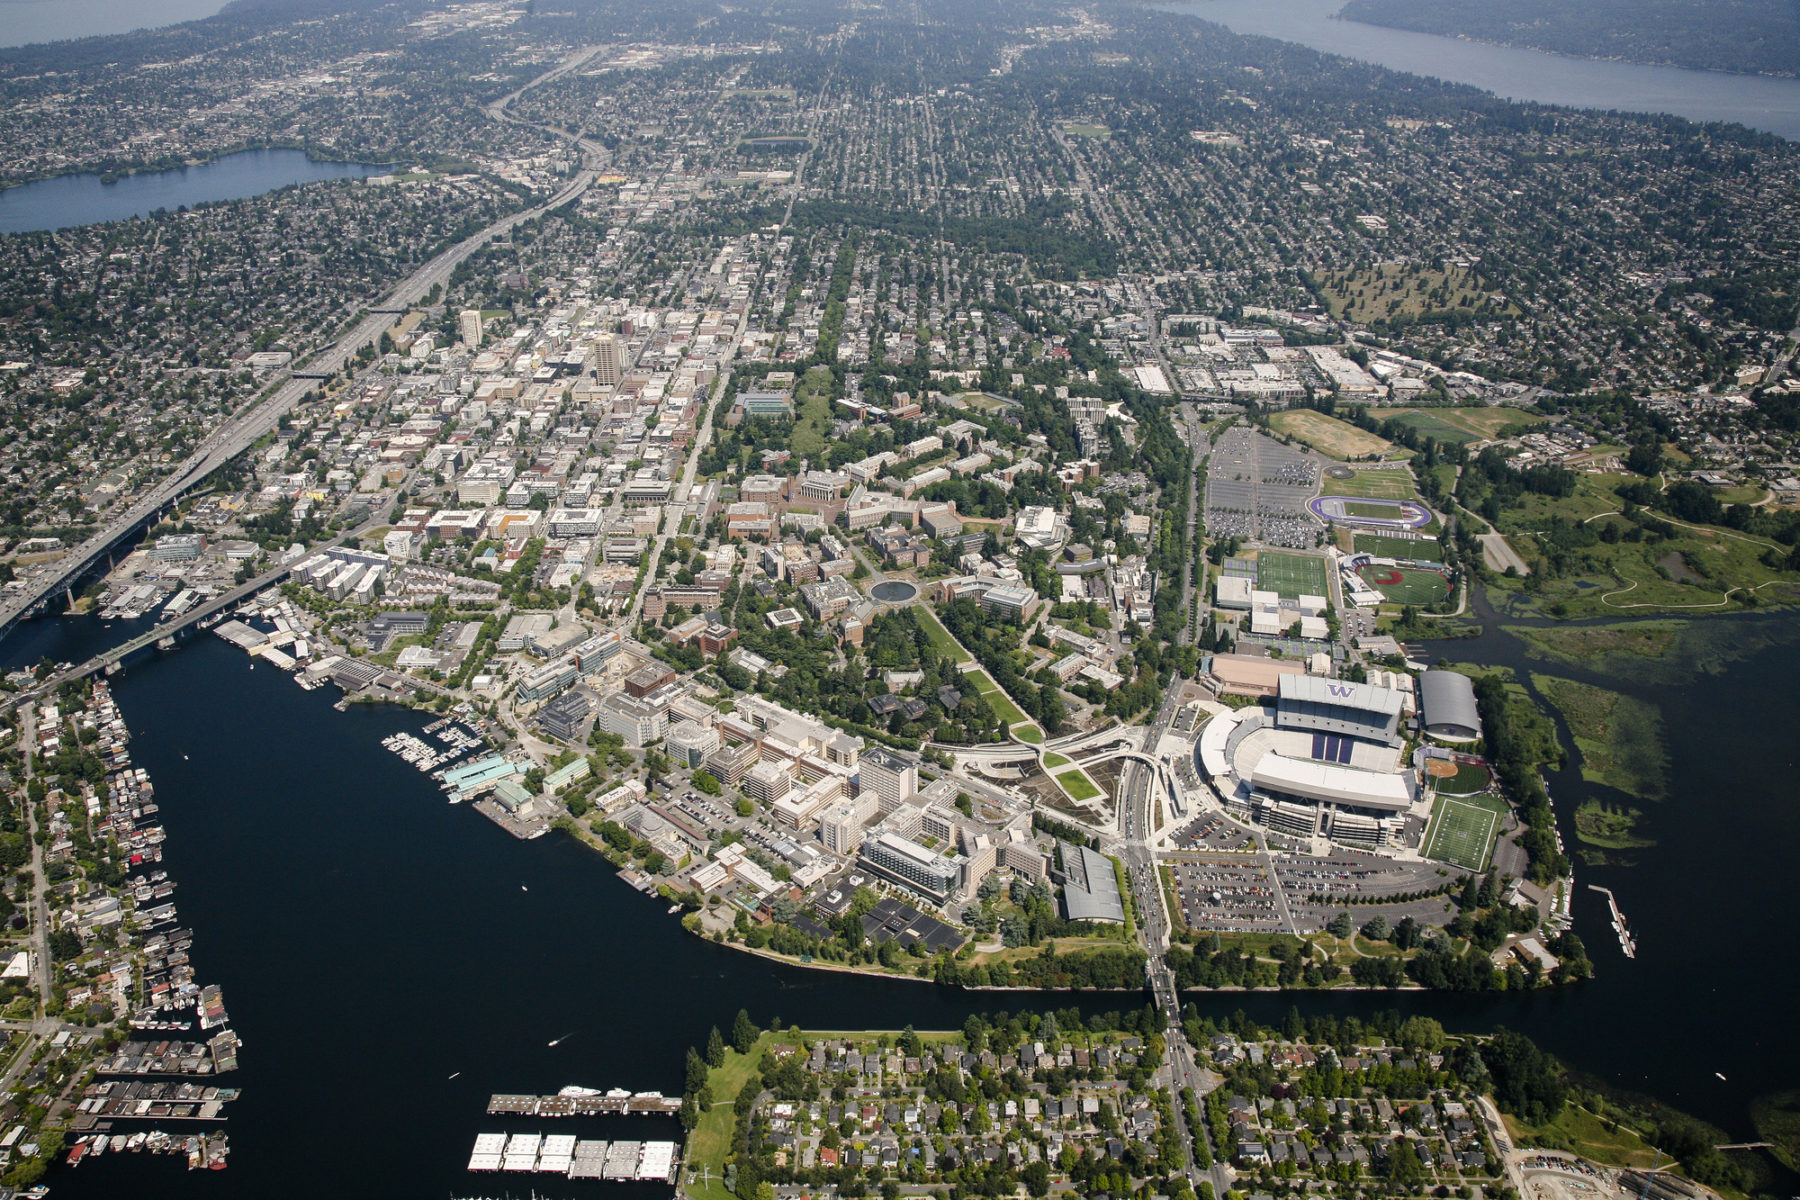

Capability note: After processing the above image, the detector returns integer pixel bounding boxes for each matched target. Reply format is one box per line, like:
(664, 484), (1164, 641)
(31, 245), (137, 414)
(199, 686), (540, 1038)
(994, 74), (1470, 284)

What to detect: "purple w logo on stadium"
(1326, 684), (1355, 698)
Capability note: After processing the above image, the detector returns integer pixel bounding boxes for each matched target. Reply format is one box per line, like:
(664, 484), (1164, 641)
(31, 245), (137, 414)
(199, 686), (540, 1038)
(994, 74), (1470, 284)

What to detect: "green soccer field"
(1353, 531), (1441, 563)
(1424, 797), (1499, 871)
(1255, 551), (1330, 600)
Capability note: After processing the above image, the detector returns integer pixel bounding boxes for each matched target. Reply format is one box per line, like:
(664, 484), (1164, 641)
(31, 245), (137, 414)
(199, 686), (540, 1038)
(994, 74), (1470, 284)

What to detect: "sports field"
(1310, 495), (1432, 530)
(1432, 761), (1491, 796)
(1387, 406), (1543, 445)
(1268, 408), (1392, 460)
(1256, 551), (1331, 600)
(1423, 796), (1500, 871)
(1324, 469), (1420, 501)
(1358, 563), (1452, 604)
(1353, 531), (1441, 563)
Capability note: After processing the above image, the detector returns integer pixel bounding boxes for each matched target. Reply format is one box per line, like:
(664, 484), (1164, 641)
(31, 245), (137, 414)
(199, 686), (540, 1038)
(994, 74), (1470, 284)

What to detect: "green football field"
(1424, 796), (1499, 871)
(1255, 551), (1330, 600)
(1353, 531), (1440, 563)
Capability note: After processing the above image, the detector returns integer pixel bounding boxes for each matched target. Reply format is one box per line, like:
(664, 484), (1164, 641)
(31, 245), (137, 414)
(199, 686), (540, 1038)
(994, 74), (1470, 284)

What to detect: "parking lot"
(1166, 846), (1459, 935)
(1203, 428), (1325, 548)
(1168, 853), (1290, 933)
(1272, 851), (1458, 934)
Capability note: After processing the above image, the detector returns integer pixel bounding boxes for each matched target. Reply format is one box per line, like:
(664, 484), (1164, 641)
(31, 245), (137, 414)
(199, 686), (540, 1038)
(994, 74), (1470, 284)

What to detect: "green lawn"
(1504, 1104), (1665, 1169)
(790, 366), (836, 458)
(1013, 723), (1044, 744)
(969, 669), (1029, 726)
(915, 605), (971, 664)
(1057, 769), (1103, 802)
(1042, 751), (1071, 768)
(686, 1031), (777, 1200)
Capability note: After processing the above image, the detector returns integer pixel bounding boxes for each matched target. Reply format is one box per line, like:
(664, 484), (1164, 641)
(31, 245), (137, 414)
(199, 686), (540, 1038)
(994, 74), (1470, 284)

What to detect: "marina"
(65, 1130), (229, 1170)
(466, 1133), (679, 1181)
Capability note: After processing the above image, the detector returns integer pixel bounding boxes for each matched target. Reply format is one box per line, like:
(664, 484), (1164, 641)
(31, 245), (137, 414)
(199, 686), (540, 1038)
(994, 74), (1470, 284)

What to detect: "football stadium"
(1198, 673), (1426, 849)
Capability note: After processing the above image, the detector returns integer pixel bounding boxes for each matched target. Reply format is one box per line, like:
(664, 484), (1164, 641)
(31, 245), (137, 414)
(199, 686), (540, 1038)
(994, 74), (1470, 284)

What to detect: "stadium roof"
(1279, 672), (1404, 717)
(1251, 753), (1413, 812)
(1059, 842), (1127, 924)
(1420, 669), (1481, 738)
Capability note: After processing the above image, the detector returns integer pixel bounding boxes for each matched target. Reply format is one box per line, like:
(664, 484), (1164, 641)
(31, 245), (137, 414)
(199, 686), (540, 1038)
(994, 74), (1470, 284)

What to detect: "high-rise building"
(460, 309), (484, 349)
(592, 332), (625, 386)
(857, 746), (918, 808)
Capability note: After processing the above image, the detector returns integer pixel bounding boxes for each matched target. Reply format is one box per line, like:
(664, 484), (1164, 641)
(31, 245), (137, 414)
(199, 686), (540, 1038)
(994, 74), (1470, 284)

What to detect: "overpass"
(0, 52), (609, 646)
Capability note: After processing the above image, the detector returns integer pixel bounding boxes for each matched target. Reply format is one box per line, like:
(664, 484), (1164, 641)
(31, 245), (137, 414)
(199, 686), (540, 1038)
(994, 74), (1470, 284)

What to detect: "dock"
(486, 1088), (682, 1116)
(467, 1133), (677, 1181)
(1588, 884), (1637, 958)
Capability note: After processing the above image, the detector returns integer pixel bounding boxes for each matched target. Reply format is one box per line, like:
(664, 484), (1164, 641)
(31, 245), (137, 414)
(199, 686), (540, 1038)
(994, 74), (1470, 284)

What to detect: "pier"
(1587, 884), (1637, 958)
(486, 1089), (682, 1117)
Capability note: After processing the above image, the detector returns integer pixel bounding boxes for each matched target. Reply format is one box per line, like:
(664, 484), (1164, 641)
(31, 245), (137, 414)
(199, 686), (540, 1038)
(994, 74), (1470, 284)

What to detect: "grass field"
(1317, 263), (1516, 325)
(790, 366), (836, 458)
(916, 605), (971, 664)
(1484, 468), (1800, 618)
(1042, 751), (1070, 768)
(1345, 499), (1403, 520)
(1057, 770), (1102, 802)
(686, 1031), (777, 1200)
(1268, 408), (1392, 460)
(968, 669), (1030, 726)
(1353, 531), (1441, 563)
(1326, 468), (1421, 501)
(1256, 550), (1331, 600)
(1389, 405), (1544, 444)
(1503, 1104), (1665, 1170)
(1063, 123), (1112, 138)
(1358, 563), (1452, 604)
(1423, 795), (1501, 870)
(1013, 724), (1044, 744)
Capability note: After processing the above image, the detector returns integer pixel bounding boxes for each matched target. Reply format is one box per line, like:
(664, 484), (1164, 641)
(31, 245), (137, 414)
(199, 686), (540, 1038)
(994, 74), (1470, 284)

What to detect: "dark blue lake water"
(0, 149), (391, 235)
(1161, 0), (1800, 141)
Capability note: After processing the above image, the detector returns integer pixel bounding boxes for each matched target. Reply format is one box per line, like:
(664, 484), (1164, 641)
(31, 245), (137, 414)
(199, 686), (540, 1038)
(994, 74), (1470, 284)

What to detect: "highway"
(0, 54), (612, 643)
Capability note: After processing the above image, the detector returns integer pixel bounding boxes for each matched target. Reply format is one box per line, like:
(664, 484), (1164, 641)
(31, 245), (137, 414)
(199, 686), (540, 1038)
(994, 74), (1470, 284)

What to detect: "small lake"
(1159, 0), (1800, 141)
(0, 0), (227, 49)
(0, 148), (393, 235)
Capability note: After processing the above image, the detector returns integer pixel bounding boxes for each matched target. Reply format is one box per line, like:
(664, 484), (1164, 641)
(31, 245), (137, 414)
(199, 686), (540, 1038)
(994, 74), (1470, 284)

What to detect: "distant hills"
(1336, 0), (1798, 78)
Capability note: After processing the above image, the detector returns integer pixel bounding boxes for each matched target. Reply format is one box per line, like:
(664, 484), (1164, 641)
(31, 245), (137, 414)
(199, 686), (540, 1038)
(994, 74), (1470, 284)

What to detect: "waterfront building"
(596, 693), (668, 746)
(859, 830), (964, 904)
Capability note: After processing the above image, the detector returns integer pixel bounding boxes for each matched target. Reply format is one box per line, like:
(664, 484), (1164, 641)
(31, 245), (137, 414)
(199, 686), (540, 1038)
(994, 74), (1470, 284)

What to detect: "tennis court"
(1255, 551), (1330, 600)
(1423, 796), (1499, 871)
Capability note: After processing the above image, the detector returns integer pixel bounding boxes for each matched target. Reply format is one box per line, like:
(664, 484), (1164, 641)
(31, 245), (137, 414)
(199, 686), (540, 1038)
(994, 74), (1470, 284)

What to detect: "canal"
(4, 595), (1798, 1196)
